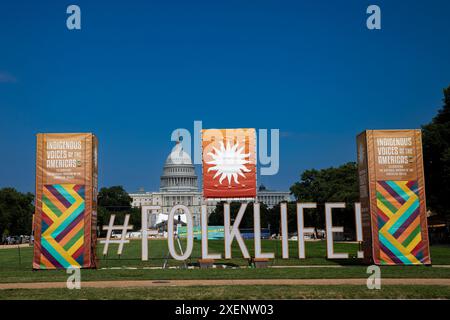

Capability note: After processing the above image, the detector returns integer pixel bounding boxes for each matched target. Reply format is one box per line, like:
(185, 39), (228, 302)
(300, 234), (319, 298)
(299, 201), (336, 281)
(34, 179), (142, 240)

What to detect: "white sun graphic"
(206, 141), (251, 185)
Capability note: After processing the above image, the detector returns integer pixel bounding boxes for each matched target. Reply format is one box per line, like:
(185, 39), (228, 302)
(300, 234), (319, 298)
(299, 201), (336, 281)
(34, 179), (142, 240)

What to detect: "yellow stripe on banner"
(67, 237), (84, 257)
(45, 236), (80, 267)
(60, 220), (84, 247)
(67, 184), (83, 206)
(377, 186), (402, 210)
(406, 233), (422, 253)
(397, 181), (418, 202)
(380, 195), (417, 234)
(381, 228), (420, 264)
(377, 199), (394, 218)
(42, 202), (59, 222)
(43, 188), (67, 214)
(397, 216), (420, 244)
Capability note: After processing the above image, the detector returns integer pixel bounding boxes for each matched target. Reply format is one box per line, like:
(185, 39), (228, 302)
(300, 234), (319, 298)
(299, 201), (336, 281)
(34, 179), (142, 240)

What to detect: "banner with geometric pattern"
(376, 180), (428, 265)
(38, 184), (86, 269)
(33, 133), (97, 270)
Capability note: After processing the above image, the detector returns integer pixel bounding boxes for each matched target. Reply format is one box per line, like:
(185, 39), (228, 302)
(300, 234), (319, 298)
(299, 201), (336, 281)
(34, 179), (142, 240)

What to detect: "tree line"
(1, 86), (449, 238)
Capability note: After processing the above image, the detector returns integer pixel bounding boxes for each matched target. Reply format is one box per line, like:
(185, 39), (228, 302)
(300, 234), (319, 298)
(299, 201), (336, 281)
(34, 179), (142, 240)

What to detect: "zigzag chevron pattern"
(376, 180), (426, 265)
(39, 184), (85, 269)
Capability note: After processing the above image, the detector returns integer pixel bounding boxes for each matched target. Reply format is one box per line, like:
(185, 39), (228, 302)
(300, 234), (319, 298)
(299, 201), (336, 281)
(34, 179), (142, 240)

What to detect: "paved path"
(0, 244), (30, 250)
(1, 278), (450, 290)
(97, 265), (450, 270)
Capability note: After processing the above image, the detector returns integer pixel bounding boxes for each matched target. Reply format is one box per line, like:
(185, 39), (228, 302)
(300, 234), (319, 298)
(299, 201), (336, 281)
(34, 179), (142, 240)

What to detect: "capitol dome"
(160, 141), (198, 192)
(164, 142), (192, 165)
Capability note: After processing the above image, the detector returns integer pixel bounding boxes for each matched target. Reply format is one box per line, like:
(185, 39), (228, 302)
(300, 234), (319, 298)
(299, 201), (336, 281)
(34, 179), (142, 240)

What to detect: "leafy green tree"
(128, 207), (142, 231)
(0, 188), (34, 238)
(97, 186), (139, 234)
(289, 162), (359, 234)
(96, 206), (110, 233)
(97, 186), (132, 212)
(422, 86), (450, 217)
(266, 202), (297, 236)
(208, 201), (270, 230)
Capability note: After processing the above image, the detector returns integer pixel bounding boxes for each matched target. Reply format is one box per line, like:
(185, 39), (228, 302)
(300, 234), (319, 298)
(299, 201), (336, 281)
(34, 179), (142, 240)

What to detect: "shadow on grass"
(329, 258), (365, 266)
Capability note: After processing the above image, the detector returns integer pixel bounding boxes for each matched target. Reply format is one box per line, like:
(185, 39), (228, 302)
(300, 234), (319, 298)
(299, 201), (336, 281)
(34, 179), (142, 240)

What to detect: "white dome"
(165, 142), (192, 165)
(160, 141), (198, 192)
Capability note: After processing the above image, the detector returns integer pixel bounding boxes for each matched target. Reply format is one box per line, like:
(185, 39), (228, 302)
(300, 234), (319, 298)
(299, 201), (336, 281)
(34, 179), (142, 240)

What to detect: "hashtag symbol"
(100, 214), (133, 256)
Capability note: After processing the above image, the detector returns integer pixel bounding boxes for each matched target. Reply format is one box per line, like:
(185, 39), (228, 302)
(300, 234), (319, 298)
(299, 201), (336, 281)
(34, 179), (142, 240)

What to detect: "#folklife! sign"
(357, 130), (431, 265)
(202, 128), (257, 200)
(33, 133), (98, 269)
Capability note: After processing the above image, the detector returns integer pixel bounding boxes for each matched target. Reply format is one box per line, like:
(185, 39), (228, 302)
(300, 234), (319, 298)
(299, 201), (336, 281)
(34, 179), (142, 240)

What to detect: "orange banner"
(33, 133), (98, 269)
(357, 129), (431, 265)
(202, 128), (256, 199)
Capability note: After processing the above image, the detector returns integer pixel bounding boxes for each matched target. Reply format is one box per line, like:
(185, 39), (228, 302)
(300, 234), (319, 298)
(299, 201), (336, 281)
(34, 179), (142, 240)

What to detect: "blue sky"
(0, 0), (449, 193)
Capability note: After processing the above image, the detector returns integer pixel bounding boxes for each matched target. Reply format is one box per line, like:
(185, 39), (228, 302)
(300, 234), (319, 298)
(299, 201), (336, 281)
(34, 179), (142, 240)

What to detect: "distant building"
(256, 184), (292, 208)
(129, 140), (292, 228)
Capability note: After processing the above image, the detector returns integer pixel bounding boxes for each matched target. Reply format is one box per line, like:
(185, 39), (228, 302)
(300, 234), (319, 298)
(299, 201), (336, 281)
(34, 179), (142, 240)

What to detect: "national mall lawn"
(1, 239), (450, 299)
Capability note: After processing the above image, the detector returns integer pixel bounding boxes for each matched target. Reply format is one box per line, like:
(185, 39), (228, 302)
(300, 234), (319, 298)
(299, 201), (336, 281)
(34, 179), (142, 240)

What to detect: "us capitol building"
(129, 140), (291, 228)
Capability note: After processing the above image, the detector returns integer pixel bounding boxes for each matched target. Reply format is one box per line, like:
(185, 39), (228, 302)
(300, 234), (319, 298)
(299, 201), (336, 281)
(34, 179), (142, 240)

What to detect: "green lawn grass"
(1, 285), (450, 300)
(1, 239), (364, 270)
(0, 240), (449, 284)
(97, 238), (366, 267)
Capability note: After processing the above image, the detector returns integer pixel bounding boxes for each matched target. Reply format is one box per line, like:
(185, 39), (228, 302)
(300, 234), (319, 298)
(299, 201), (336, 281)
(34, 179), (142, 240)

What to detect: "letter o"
(167, 205), (194, 261)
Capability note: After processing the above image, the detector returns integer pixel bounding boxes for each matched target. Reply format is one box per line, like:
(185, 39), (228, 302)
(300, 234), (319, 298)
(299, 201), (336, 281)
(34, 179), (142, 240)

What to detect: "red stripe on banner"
(411, 240), (424, 257)
(41, 211), (53, 227)
(73, 244), (84, 260)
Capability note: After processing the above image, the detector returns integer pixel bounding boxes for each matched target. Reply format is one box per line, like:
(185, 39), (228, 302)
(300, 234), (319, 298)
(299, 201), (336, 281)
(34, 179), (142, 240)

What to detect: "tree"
(208, 201), (270, 230)
(97, 186), (132, 212)
(422, 86), (450, 217)
(266, 202), (297, 236)
(97, 186), (139, 234)
(0, 188), (34, 238)
(289, 162), (359, 234)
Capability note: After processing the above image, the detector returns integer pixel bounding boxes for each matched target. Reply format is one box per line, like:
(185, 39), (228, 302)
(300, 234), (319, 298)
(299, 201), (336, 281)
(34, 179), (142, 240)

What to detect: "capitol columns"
(201, 205), (221, 260)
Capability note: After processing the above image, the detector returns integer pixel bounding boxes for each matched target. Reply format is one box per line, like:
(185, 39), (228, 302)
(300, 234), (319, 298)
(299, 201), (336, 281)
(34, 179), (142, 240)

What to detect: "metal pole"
(18, 244), (21, 266)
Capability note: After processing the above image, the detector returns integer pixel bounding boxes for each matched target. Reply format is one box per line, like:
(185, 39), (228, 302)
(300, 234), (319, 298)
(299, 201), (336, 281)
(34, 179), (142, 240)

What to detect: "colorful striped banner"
(38, 184), (85, 269)
(376, 181), (428, 265)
